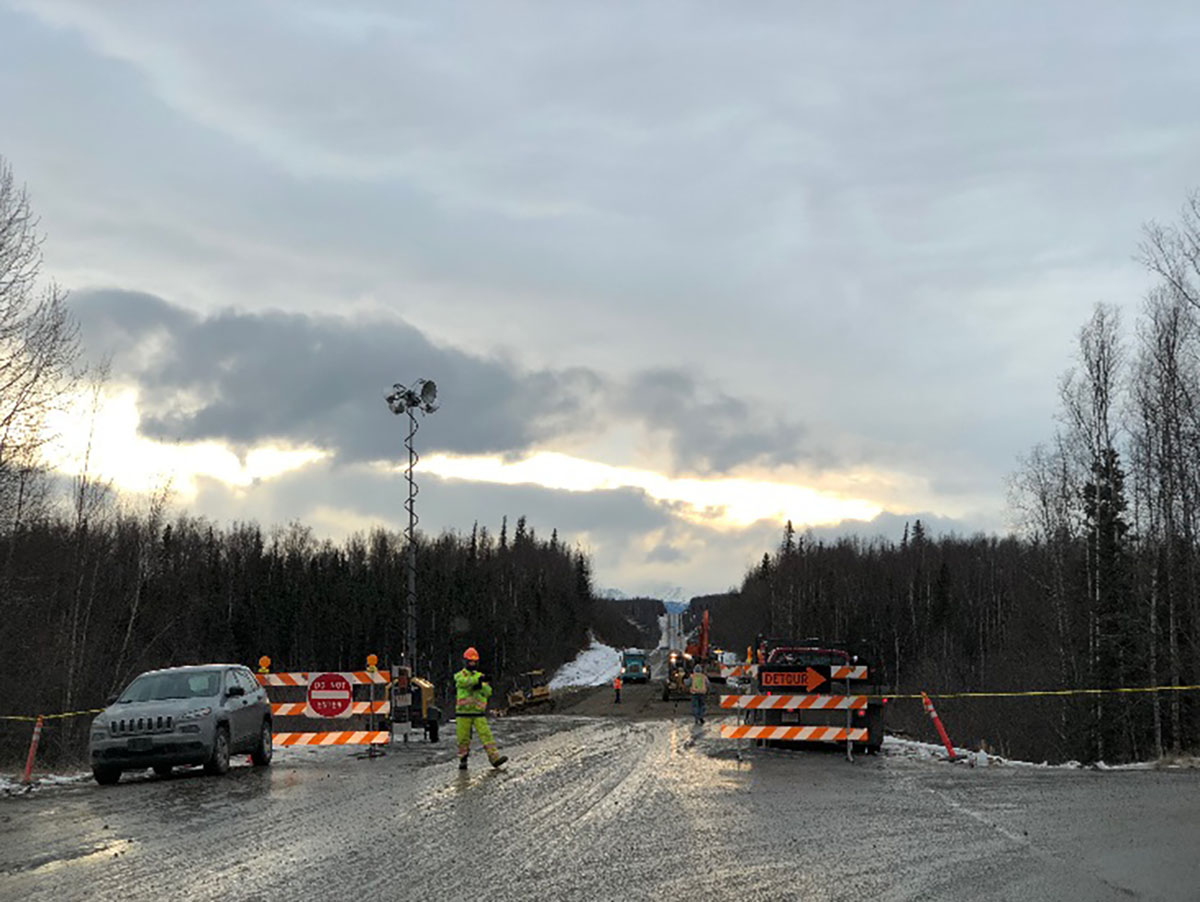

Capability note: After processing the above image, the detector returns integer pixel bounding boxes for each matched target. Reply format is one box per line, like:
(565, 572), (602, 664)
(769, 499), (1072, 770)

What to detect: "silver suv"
(89, 664), (272, 785)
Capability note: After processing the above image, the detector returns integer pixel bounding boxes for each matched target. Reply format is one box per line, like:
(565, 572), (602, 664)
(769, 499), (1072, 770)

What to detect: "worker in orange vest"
(690, 664), (709, 725)
(613, 674), (622, 704)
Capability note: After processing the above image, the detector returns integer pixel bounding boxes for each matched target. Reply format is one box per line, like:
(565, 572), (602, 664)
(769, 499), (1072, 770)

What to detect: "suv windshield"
(118, 670), (221, 702)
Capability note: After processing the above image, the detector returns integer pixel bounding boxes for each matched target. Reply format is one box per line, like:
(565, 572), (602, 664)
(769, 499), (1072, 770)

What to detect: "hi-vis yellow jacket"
(455, 668), (492, 716)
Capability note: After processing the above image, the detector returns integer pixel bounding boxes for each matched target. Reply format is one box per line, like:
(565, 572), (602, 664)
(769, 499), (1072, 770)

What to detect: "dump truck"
(620, 649), (651, 683)
(738, 638), (885, 753)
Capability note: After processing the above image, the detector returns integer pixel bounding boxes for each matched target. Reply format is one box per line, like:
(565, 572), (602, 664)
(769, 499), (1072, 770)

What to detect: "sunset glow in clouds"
(43, 389), (881, 531)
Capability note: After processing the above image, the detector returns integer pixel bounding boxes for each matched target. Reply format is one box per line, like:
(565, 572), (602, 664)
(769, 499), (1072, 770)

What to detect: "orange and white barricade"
(720, 693), (869, 711)
(720, 725), (869, 742)
(255, 655), (391, 747)
(719, 659), (881, 761)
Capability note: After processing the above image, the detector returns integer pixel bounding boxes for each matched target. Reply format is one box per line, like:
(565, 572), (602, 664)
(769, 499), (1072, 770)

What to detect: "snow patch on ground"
(1, 771), (91, 795)
(549, 636), (621, 689)
(883, 736), (1159, 770)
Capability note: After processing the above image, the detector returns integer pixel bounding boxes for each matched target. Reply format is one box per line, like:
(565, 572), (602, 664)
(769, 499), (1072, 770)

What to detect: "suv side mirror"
(107, 694), (119, 705)
(226, 685), (245, 698)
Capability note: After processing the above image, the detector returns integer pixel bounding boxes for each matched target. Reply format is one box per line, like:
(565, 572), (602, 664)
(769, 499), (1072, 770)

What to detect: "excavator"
(684, 610), (725, 684)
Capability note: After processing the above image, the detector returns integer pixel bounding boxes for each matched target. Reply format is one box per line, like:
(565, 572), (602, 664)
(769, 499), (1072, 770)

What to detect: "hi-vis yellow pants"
(456, 715), (499, 762)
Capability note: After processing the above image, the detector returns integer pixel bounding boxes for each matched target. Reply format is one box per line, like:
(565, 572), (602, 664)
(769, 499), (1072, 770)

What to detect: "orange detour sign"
(308, 672), (354, 718)
(759, 667), (826, 692)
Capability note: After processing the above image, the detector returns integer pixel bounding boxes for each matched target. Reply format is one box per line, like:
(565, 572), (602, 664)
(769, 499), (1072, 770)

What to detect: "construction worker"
(690, 663), (709, 725)
(613, 674), (622, 704)
(454, 647), (508, 770)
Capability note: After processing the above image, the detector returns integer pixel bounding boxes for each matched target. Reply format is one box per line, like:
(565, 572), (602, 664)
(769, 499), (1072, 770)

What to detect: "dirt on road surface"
(551, 673), (693, 718)
(4, 700), (1199, 901)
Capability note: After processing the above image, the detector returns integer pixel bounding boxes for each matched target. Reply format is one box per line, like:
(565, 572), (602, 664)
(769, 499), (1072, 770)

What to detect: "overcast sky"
(3, 1), (1198, 598)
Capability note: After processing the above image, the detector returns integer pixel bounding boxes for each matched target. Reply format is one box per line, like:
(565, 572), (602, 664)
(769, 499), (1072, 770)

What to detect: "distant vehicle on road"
(88, 664), (273, 785)
(620, 650), (651, 683)
(661, 649), (693, 700)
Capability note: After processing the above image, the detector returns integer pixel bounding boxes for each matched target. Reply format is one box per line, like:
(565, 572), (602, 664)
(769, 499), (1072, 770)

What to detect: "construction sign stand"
(357, 655), (385, 759)
(719, 658), (876, 763)
(390, 664), (413, 744)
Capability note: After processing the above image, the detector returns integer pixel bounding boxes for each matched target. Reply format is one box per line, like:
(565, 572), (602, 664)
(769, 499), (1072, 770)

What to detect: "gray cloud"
(73, 289), (812, 473)
(644, 542), (686, 565)
(627, 369), (814, 473)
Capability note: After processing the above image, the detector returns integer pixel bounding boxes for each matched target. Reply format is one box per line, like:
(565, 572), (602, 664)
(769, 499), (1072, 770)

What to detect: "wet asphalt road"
(3, 702), (1199, 901)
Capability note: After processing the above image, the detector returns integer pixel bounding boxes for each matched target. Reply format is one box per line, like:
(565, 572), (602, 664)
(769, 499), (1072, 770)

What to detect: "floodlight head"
(385, 385), (409, 415)
(419, 379), (438, 409)
(386, 378), (438, 415)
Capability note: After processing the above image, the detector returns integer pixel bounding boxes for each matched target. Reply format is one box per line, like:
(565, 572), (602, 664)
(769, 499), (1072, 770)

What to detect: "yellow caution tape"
(0, 708), (105, 722)
(878, 685), (1200, 701)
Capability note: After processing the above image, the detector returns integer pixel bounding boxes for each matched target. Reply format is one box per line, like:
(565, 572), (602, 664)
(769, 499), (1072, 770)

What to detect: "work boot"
(458, 757), (468, 770)
(490, 754), (508, 768)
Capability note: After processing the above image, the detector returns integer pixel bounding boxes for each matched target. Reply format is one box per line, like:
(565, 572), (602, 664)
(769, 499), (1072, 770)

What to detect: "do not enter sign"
(308, 672), (353, 718)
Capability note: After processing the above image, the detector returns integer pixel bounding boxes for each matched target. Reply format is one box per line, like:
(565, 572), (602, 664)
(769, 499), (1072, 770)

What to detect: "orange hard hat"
(463, 647), (480, 662)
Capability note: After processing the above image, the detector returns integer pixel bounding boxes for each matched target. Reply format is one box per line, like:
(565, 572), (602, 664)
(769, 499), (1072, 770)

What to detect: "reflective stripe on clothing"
(455, 668), (492, 714)
(456, 715), (498, 760)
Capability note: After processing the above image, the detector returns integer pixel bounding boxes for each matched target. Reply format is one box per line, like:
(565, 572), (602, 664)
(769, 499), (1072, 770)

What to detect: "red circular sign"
(307, 672), (353, 718)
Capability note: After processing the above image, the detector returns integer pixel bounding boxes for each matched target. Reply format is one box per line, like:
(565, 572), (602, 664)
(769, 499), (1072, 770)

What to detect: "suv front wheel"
(204, 725), (231, 776)
(93, 766), (121, 786)
(251, 721), (273, 766)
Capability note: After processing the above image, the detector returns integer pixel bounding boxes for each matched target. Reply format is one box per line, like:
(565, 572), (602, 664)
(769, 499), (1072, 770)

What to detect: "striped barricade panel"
(256, 671), (390, 687)
(719, 725), (869, 742)
(720, 664), (758, 679)
(719, 694), (868, 710)
(271, 701), (391, 717)
(273, 731), (390, 747)
(830, 665), (869, 680)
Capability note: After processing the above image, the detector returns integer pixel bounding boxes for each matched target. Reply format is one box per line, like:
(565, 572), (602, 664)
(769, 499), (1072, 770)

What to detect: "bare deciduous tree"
(0, 155), (79, 528)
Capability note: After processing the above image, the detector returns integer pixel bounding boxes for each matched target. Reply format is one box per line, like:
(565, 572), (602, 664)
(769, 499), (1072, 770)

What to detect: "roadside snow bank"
(1, 772), (91, 795)
(883, 736), (1158, 769)
(549, 637), (621, 689)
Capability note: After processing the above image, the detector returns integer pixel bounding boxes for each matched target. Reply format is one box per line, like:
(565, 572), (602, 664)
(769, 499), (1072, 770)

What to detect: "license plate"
(127, 737), (152, 752)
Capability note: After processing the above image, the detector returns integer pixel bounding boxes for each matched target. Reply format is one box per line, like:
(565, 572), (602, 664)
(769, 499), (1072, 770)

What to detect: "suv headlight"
(179, 706), (213, 722)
